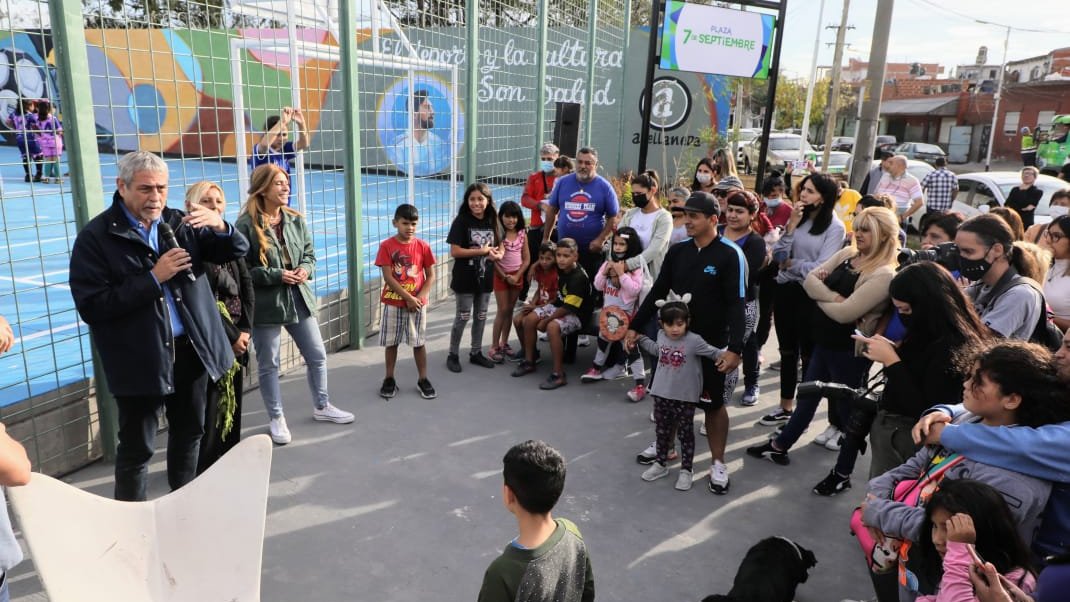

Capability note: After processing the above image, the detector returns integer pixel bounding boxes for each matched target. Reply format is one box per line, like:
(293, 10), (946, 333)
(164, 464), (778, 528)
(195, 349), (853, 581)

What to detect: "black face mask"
(958, 250), (993, 282)
(898, 312), (913, 329)
(633, 193), (650, 209)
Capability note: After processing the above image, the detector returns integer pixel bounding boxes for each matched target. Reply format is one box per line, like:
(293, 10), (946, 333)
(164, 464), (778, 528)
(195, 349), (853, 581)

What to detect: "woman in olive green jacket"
(237, 164), (354, 445)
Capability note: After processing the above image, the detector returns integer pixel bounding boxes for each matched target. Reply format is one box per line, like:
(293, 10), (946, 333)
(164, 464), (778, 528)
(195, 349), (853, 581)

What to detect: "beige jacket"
(803, 246), (894, 355)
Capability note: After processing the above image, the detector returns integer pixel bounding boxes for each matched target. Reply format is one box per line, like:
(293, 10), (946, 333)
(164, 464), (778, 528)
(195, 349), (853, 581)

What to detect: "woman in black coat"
(186, 182), (256, 473)
(1004, 166), (1044, 228)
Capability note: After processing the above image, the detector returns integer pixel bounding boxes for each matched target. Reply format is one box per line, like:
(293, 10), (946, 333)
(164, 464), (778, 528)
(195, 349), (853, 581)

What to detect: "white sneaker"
(649, 409), (656, 422)
(577, 335), (591, 347)
(675, 469), (693, 491)
(699, 422), (708, 436)
(269, 416), (292, 445)
(708, 461), (730, 495)
(825, 432), (844, 451)
(313, 403), (355, 424)
(600, 363), (627, 380)
(813, 424), (839, 446)
(641, 463), (669, 481)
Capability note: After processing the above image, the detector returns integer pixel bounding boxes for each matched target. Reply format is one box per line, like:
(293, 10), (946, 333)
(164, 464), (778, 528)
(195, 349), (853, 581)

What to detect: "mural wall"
(0, 26), (736, 177)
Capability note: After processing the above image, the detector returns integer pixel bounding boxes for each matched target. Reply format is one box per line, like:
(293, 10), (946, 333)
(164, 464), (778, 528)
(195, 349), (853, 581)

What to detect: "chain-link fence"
(4, 0), (628, 475)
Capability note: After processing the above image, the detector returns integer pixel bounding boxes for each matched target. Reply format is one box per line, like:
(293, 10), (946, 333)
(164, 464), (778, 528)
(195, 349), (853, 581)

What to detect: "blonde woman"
(185, 182), (254, 472)
(747, 207), (899, 493)
(236, 164), (353, 445)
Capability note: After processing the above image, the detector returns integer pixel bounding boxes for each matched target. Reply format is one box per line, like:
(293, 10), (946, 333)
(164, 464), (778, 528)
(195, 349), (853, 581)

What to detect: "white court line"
(1, 236), (69, 250)
(19, 321), (84, 344)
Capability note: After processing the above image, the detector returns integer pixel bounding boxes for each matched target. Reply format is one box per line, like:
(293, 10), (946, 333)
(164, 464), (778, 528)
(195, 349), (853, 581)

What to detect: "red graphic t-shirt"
(375, 236), (436, 308)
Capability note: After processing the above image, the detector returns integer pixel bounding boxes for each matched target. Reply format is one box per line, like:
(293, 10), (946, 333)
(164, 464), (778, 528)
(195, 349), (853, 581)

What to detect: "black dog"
(701, 536), (818, 602)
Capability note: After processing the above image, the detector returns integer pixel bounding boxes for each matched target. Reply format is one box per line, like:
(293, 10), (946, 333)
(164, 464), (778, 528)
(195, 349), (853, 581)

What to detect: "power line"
(907, 0), (1070, 35)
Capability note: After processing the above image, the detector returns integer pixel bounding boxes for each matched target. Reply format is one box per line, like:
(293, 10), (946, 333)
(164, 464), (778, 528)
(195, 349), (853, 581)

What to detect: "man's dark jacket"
(69, 193), (250, 397)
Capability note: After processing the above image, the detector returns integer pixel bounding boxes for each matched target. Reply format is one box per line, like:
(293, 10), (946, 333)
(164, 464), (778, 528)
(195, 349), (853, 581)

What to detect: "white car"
(742, 133), (812, 174)
(733, 128), (760, 165)
(950, 172), (1068, 225)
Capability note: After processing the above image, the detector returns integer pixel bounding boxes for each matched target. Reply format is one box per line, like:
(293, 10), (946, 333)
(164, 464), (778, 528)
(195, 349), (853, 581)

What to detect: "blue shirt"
(119, 203), (185, 337)
(549, 174), (619, 247)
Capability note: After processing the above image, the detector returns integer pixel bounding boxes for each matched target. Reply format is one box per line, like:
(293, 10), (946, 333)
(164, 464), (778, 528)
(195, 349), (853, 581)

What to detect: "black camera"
(897, 241), (960, 271)
(797, 379), (882, 454)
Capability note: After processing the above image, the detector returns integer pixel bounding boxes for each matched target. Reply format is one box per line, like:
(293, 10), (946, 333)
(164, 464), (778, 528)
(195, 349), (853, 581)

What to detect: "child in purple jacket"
(35, 100), (63, 184)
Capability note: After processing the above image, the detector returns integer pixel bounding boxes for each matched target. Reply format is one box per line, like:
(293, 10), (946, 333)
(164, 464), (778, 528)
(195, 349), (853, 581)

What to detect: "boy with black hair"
(511, 238), (591, 389)
(478, 440), (595, 602)
(375, 204), (437, 399)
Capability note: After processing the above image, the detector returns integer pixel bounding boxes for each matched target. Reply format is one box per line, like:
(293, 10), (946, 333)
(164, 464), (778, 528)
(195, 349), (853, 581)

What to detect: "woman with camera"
(850, 262), (990, 482)
(747, 207), (899, 492)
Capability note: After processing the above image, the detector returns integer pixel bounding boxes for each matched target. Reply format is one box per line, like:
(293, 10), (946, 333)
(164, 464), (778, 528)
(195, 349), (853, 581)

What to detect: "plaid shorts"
(379, 303), (427, 347)
(533, 304), (582, 336)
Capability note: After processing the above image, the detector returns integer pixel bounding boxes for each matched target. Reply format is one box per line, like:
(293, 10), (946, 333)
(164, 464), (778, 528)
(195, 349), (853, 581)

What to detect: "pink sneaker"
(580, 367), (604, 383)
(627, 384), (647, 402)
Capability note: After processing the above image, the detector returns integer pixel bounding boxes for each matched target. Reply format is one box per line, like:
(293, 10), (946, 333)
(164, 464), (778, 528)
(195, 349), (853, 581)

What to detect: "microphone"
(158, 222), (196, 283)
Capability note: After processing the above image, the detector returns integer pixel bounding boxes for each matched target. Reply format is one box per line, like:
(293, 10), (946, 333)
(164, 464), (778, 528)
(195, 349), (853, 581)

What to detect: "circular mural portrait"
(377, 74), (463, 177)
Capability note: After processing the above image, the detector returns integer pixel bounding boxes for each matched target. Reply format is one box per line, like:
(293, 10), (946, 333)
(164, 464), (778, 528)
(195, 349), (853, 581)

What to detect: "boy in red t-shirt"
(375, 204), (437, 399)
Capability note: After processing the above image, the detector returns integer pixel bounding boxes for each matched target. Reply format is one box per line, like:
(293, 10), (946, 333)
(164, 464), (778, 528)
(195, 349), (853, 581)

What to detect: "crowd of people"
(0, 121), (1060, 602)
(5, 98), (65, 184)
(393, 143), (1069, 602)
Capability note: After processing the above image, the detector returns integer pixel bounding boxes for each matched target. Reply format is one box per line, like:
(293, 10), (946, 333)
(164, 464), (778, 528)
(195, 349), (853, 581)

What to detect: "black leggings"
(773, 281), (815, 400)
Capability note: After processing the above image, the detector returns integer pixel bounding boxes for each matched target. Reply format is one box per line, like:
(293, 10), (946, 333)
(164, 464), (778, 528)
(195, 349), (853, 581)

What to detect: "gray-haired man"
(70, 151), (249, 501)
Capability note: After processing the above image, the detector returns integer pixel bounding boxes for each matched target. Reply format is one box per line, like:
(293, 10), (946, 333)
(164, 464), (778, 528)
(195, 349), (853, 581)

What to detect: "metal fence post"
(340, 0), (366, 347)
(48, 0), (118, 459)
(534, 0), (550, 165)
(616, 0), (632, 170)
(465, 0), (480, 184)
(584, 0), (599, 146)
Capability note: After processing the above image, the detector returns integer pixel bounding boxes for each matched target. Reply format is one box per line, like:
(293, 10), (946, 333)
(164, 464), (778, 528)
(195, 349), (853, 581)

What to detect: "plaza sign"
(659, 1), (776, 79)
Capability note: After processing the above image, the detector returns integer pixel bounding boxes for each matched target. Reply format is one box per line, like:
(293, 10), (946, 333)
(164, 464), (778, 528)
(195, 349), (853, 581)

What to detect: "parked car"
(894, 142), (947, 165)
(949, 172), (1067, 225)
(742, 133), (813, 174)
(733, 128), (760, 166)
(815, 151), (852, 177)
(875, 135), (897, 155)
(830, 136), (855, 152)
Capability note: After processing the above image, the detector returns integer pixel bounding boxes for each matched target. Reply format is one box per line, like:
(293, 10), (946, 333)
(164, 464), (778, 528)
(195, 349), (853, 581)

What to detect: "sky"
(775, 0), (1070, 79)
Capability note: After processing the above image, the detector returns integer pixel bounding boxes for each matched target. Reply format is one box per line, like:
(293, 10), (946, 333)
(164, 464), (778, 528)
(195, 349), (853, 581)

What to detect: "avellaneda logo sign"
(639, 77), (691, 131)
(659, 0), (776, 79)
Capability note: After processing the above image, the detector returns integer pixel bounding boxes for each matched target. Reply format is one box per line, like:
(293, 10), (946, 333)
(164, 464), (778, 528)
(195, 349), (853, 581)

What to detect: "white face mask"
(1050, 206), (1069, 218)
(696, 173), (712, 185)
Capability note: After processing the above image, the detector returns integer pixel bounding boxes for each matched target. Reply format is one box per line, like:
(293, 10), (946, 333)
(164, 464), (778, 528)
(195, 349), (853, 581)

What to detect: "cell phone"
(966, 543), (985, 566)
(793, 159), (808, 171)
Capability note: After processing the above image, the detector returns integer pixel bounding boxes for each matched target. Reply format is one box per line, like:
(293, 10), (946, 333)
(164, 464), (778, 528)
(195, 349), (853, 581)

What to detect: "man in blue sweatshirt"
(914, 328), (1070, 561)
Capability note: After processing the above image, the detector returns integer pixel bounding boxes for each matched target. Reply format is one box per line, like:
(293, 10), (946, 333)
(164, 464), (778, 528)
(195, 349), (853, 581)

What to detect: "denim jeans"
(774, 344), (871, 451)
(252, 292), (328, 419)
(114, 338), (208, 501)
(0, 574), (9, 602)
(449, 292), (490, 355)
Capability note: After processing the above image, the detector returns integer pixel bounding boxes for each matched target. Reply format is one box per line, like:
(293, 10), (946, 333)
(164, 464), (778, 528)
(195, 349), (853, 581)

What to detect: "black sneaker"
(446, 353), (462, 373)
(813, 470), (851, 496)
(758, 408), (793, 426)
(416, 378), (437, 399)
(379, 377), (398, 399)
(745, 441), (790, 465)
(511, 361), (536, 377)
(469, 351), (496, 369)
(539, 372), (567, 390)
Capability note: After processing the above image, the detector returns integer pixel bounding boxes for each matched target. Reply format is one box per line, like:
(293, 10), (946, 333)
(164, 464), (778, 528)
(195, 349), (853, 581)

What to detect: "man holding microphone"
(70, 151), (249, 501)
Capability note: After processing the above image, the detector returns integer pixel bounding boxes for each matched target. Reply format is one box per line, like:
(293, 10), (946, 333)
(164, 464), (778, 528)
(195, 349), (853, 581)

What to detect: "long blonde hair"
(241, 164), (302, 266)
(184, 180), (224, 211)
(851, 207), (900, 275)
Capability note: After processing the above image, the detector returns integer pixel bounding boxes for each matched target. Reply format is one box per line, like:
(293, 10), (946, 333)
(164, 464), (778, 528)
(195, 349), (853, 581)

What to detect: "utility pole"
(983, 25), (1010, 172)
(821, 0), (851, 169)
(799, 0), (827, 156)
(848, 0), (894, 191)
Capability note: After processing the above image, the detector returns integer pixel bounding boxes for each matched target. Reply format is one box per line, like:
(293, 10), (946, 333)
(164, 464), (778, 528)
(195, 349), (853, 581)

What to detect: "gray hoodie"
(637, 331), (723, 402)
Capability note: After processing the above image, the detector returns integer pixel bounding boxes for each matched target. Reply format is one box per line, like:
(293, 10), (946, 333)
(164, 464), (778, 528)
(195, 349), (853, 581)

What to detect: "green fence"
(1, 0), (628, 475)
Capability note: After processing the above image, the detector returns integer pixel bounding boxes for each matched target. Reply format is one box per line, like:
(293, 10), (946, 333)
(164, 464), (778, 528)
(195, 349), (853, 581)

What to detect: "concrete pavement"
(9, 302), (879, 602)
